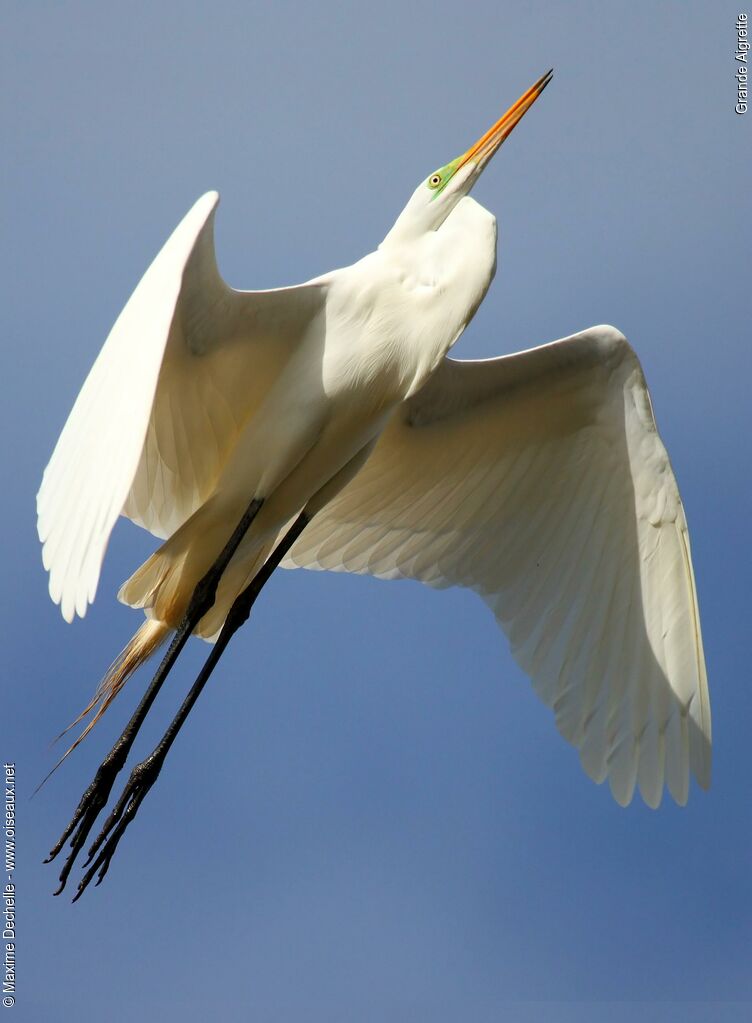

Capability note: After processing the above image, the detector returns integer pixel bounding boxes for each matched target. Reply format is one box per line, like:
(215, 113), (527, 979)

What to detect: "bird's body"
(38, 71), (711, 900)
(110, 190), (497, 640)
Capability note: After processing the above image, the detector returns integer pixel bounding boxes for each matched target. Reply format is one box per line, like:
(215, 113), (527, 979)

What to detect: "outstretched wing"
(38, 191), (326, 622)
(284, 325), (710, 808)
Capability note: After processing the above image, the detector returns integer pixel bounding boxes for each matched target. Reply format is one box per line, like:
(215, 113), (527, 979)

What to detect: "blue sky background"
(3, 2), (751, 1020)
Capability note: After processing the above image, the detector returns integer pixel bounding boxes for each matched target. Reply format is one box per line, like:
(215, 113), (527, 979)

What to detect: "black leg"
(72, 511), (310, 900)
(46, 496), (266, 895)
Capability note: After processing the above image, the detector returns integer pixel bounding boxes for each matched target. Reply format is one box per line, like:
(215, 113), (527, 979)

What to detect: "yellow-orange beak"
(458, 69), (553, 173)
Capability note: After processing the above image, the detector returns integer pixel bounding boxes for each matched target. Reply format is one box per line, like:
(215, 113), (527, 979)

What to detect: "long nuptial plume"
(38, 620), (171, 788)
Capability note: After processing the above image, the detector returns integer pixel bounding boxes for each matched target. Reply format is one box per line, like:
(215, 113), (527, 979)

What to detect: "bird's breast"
(320, 204), (497, 407)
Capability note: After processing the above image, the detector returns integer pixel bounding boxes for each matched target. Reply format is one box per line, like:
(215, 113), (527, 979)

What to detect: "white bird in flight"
(38, 70), (710, 900)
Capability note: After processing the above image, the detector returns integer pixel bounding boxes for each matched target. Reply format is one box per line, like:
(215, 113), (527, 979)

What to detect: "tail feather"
(118, 548), (190, 625)
(118, 494), (235, 626)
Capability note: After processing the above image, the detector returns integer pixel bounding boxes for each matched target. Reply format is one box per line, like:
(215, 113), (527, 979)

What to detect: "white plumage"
(37, 191), (328, 620)
(282, 327), (710, 806)
(38, 71), (710, 814)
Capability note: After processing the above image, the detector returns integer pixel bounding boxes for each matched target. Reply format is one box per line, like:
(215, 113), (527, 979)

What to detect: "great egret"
(39, 69), (710, 901)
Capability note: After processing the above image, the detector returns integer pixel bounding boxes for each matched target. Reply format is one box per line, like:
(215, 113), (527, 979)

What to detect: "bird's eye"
(428, 173), (442, 189)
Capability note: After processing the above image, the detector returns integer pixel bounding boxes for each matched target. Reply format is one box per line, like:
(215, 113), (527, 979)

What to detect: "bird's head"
(382, 69), (553, 246)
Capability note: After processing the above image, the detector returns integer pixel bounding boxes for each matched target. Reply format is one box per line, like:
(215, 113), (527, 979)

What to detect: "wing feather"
(38, 191), (326, 619)
(284, 325), (711, 806)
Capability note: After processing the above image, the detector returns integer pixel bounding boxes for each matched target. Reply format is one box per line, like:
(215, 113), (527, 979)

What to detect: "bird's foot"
(45, 747), (128, 895)
(72, 750), (164, 902)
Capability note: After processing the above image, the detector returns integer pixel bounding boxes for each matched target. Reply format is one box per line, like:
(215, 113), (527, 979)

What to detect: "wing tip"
(47, 565), (94, 623)
(57, 591), (89, 624)
(589, 323), (628, 344)
(194, 190), (220, 218)
(581, 323), (638, 368)
(690, 728), (712, 792)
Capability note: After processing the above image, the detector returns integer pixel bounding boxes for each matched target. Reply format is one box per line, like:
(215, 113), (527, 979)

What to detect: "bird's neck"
(369, 198), (498, 396)
(381, 197), (498, 320)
